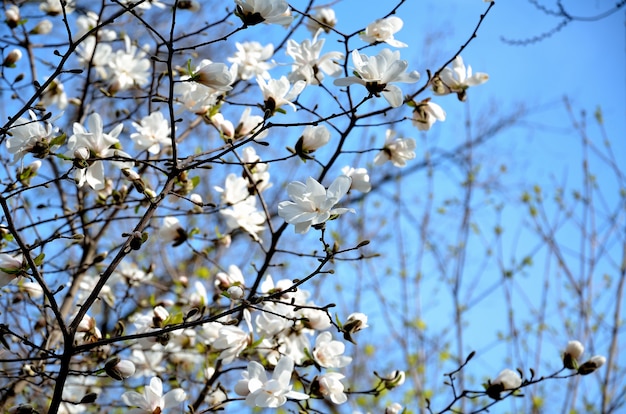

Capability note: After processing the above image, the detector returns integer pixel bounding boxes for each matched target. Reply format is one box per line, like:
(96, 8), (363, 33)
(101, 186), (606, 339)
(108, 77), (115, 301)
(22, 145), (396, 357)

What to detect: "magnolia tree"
(0, 0), (619, 413)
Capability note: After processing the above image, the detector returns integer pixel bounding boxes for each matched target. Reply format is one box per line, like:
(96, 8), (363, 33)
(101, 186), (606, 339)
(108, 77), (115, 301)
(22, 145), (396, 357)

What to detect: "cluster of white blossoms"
(486, 339), (606, 400)
(0, 0), (496, 412)
(101, 271), (376, 410)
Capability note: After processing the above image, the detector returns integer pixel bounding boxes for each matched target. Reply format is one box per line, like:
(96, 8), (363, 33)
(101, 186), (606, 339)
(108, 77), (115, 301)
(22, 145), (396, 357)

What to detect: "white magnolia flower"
(341, 166), (371, 193)
(313, 332), (352, 368)
(174, 76), (216, 113)
(39, 79), (68, 110)
(385, 402), (404, 414)
(118, 0), (166, 9)
(66, 113), (131, 190)
(107, 36), (151, 93)
(234, 356), (309, 407)
(344, 312), (369, 333)
(215, 264), (245, 291)
(31, 19), (53, 35)
(257, 76), (306, 115)
(122, 377), (186, 413)
(235, 0), (293, 26)
(0, 254), (22, 287)
(192, 61), (235, 91)
(3, 49), (22, 67)
(76, 36), (112, 79)
(213, 311), (253, 364)
(40, 0), (75, 15)
(360, 16), (407, 48)
(563, 340), (585, 369)
(300, 125), (330, 153)
(211, 113), (235, 140)
(228, 41), (275, 80)
(381, 370), (406, 389)
(234, 107), (267, 140)
(158, 216), (187, 246)
(412, 99), (446, 131)
(242, 146), (272, 192)
(334, 49), (420, 107)
(105, 358), (136, 380)
(306, 8), (337, 34)
(286, 31), (343, 85)
(433, 55), (488, 101)
(6, 110), (59, 163)
(315, 372), (347, 404)
(131, 111), (171, 154)
(220, 197), (266, 241)
(75, 11), (116, 41)
(5, 5), (20, 28)
(129, 349), (166, 378)
(175, 59), (233, 113)
(75, 314), (102, 343)
(278, 175), (354, 234)
(300, 307), (332, 331)
(215, 173), (250, 205)
(579, 355), (606, 375)
(490, 368), (522, 390)
(373, 129), (416, 167)
(21, 281), (43, 298)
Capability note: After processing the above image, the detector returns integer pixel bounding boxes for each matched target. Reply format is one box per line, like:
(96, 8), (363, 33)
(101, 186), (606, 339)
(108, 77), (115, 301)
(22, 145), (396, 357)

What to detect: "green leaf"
(49, 133), (67, 147)
(33, 253), (45, 266)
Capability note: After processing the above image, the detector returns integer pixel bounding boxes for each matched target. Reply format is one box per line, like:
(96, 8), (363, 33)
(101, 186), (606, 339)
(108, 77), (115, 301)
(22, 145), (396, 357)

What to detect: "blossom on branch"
(107, 36), (151, 94)
(373, 130), (416, 167)
(257, 75), (306, 116)
(234, 356), (309, 407)
(158, 216), (187, 247)
(286, 30), (343, 85)
(66, 112), (132, 190)
(296, 124), (331, 157)
(312, 332), (352, 368)
(130, 111), (172, 154)
(234, 0), (293, 26)
(432, 55), (488, 101)
(486, 368), (522, 400)
(191, 61), (235, 91)
(0, 254), (23, 287)
(334, 49), (420, 107)
(359, 16), (407, 48)
(306, 8), (337, 34)
(341, 166), (371, 193)
(411, 99), (446, 131)
(278, 175), (354, 234)
(121, 377), (186, 413)
(228, 41), (275, 80)
(578, 355), (606, 375)
(313, 372), (347, 404)
(563, 340), (585, 369)
(6, 110), (60, 163)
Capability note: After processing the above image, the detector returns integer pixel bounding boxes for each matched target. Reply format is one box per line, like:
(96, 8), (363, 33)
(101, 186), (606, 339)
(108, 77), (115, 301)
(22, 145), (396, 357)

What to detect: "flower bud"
(385, 403), (403, 414)
(578, 355), (606, 375)
(381, 370), (405, 390)
(563, 340), (584, 369)
(344, 312), (368, 333)
(5, 5), (20, 28)
(3, 49), (22, 67)
(105, 357), (136, 380)
(30, 19), (53, 35)
(122, 168), (141, 181)
(227, 285), (245, 300)
(486, 369), (522, 400)
(177, 0), (201, 11)
(152, 305), (169, 327)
